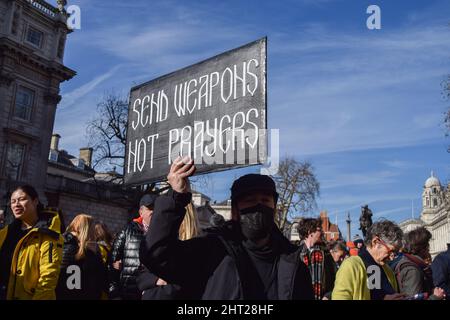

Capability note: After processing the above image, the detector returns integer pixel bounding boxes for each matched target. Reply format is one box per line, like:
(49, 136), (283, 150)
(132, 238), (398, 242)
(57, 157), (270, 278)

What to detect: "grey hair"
(364, 219), (403, 248)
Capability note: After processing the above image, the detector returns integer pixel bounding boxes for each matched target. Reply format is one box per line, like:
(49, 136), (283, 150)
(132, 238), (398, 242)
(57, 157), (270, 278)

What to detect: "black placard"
(124, 37), (267, 186)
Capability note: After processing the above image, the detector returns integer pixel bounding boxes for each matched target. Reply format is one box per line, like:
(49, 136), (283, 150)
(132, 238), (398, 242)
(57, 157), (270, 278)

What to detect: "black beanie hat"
(139, 194), (158, 208)
(231, 174), (278, 203)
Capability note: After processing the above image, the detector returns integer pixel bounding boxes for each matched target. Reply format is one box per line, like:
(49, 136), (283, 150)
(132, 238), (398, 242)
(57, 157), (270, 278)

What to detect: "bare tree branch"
(86, 91), (129, 173)
(272, 157), (320, 233)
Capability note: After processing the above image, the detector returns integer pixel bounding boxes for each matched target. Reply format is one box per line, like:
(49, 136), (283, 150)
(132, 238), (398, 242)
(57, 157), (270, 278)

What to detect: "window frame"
(13, 85), (35, 122)
(49, 149), (59, 162)
(25, 25), (44, 48)
(3, 141), (27, 182)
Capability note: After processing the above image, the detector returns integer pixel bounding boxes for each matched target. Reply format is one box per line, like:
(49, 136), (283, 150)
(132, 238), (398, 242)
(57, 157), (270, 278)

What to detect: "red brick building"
(320, 211), (342, 241)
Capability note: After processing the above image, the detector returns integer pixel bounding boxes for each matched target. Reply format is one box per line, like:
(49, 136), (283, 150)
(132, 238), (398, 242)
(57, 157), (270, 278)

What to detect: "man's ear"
(370, 237), (377, 248)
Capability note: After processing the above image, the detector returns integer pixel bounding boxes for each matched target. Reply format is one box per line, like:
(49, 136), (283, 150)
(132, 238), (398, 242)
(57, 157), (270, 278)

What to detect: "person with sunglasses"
(332, 220), (406, 300)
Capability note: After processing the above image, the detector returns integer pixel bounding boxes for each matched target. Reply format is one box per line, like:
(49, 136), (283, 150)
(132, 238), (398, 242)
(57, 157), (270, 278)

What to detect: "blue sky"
(49, 0), (450, 237)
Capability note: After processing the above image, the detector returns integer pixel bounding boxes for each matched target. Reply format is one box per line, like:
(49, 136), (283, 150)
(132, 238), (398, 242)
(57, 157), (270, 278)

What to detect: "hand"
(113, 260), (122, 270)
(167, 156), (196, 193)
(433, 287), (446, 299)
(156, 278), (167, 286)
(384, 293), (407, 300)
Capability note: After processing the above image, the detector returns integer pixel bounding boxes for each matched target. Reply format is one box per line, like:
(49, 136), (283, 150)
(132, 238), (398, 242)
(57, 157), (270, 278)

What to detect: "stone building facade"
(0, 1), (138, 236)
(211, 199), (232, 220)
(0, 0), (75, 206)
(45, 134), (137, 235)
(399, 172), (450, 257)
(46, 179), (132, 235)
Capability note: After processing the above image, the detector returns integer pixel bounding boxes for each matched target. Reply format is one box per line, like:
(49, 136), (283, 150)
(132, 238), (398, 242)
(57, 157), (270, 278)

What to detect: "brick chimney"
(50, 134), (61, 151)
(79, 148), (93, 168)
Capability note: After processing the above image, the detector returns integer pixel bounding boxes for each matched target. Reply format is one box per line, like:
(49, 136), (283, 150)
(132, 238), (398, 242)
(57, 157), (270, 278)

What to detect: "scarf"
(243, 240), (275, 261)
(242, 234), (280, 300)
(300, 242), (324, 300)
(133, 217), (149, 234)
(359, 247), (396, 300)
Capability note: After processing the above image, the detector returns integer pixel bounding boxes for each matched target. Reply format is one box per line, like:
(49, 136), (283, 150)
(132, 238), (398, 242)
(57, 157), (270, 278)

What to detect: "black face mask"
(239, 203), (275, 241)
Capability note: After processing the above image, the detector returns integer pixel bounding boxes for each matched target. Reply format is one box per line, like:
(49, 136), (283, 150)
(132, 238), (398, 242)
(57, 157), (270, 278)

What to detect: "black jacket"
(140, 190), (314, 300)
(431, 244), (450, 299)
(56, 233), (107, 300)
(109, 221), (144, 299)
(136, 265), (182, 300)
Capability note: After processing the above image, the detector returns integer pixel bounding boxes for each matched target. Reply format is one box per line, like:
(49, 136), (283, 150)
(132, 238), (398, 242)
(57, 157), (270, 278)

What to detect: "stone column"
(346, 212), (351, 242)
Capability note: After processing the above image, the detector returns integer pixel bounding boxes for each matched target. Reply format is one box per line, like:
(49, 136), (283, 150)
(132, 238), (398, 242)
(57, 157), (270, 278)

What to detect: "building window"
(14, 86), (34, 121)
(26, 27), (43, 47)
(49, 149), (58, 162)
(433, 198), (438, 207)
(5, 143), (26, 181)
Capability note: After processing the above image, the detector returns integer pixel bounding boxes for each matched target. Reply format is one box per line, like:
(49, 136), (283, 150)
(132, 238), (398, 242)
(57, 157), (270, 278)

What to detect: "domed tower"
(421, 171), (445, 224)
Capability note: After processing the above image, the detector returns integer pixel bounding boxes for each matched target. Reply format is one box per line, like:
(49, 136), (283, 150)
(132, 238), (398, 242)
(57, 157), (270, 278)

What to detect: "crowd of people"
(0, 158), (449, 300)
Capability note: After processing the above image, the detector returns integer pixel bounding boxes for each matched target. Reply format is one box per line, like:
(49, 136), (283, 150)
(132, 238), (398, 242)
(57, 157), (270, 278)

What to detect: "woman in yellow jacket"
(332, 220), (406, 300)
(0, 185), (63, 300)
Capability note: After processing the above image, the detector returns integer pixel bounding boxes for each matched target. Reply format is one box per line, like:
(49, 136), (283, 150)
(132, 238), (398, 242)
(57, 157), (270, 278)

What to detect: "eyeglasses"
(376, 237), (395, 255)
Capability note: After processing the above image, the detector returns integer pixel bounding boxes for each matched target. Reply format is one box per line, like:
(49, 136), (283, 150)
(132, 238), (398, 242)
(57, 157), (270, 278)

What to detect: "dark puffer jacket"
(109, 221), (144, 300)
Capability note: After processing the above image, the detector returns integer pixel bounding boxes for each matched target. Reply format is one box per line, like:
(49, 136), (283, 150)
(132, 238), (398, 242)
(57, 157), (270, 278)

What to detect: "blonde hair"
(66, 214), (96, 260)
(179, 203), (200, 241)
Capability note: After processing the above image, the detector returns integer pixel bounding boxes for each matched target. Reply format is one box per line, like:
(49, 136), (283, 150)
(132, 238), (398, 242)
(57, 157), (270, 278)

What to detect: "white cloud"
(58, 65), (122, 111)
(321, 170), (399, 190)
(321, 192), (418, 210)
(373, 206), (411, 218)
(382, 160), (412, 170)
(412, 113), (443, 129)
(74, 21), (249, 75)
(266, 24), (450, 157)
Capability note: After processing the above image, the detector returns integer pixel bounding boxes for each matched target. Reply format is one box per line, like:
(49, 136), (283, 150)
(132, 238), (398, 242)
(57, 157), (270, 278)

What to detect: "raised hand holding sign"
(167, 157), (196, 194)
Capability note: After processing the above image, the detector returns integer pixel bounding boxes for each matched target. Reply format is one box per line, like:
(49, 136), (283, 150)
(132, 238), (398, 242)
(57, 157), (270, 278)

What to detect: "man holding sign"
(139, 157), (313, 300)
